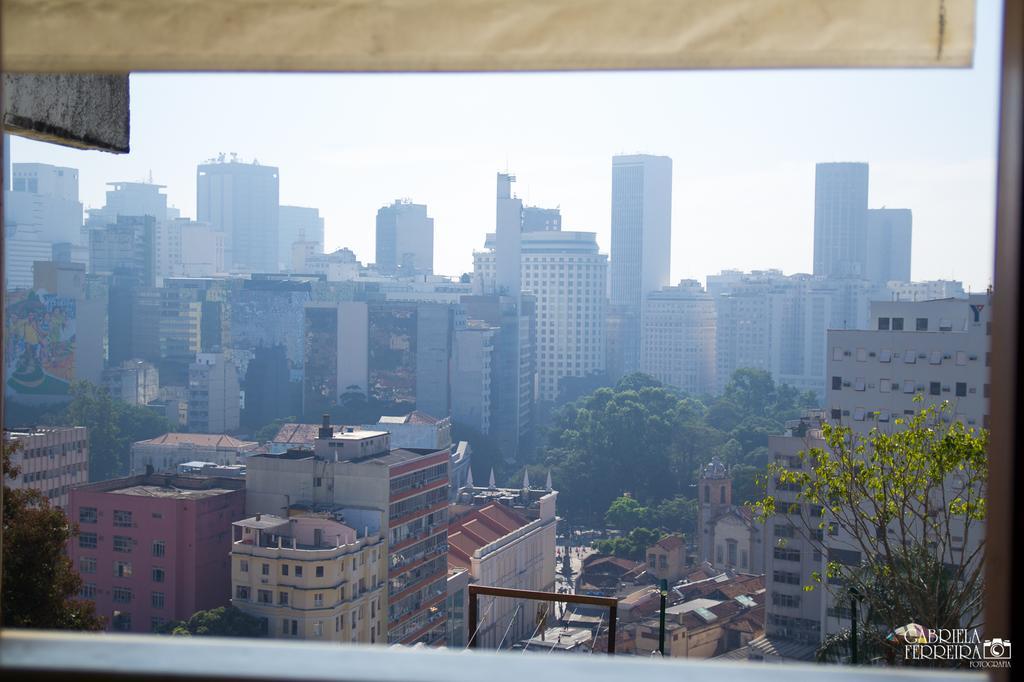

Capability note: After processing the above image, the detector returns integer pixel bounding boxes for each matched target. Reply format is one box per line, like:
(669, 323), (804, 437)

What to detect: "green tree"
(604, 495), (652, 531)
(162, 606), (267, 637)
(593, 527), (664, 561)
(653, 496), (698, 536)
(2, 442), (103, 630)
(64, 381), (170, 481)
(754, 401), (987, 662)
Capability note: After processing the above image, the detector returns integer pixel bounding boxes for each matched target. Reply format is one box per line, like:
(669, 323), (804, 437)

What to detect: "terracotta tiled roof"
(446, 502), (532, 571)
(652, 534), (685, 552)
(270, 423), (331, 445)
(135, 433), (258, 449)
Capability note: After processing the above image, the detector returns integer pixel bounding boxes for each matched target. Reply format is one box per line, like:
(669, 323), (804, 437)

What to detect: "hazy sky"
(9, 0), (1002, 292)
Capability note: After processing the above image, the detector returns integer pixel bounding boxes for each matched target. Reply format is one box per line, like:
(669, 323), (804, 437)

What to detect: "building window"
(830, 409), (841, 420)
(240, 560), (248, 573)
(262, 563), (270, 576)
(719, 487), (726, 503)
(880, 378), (891, 393)
(113, 510), (133, 527)
(79, 532), (97, 549)
(727, 540), (738, 566)
(257, 590), (273, 604)
(80, 583), (97, 600)
(831, 376), (842, 390)
(152, 567), (165, 583)
(956, 382), (967, 397)
(152, 540), (166, 557)
(79, 556), (97, 574)
(114, 560), (132, 578)
(930, 382), (941, 396)
(79, 507), (97, 524)
(957, 351), (968, 366)
(316, 566), (325, 578)
(879, 349), (892, 362)
(904, 350), (916, 363)
(856, 348), (867, 362)
(295, 566), (303, 578)
(236, 586), (250, 600)
(112, 613), (132, 632)
(279, 592), (289, 606)
(916, 317), (929, 331)
(313, 621), (323, 637)
(892, 318), (904, 331)
(112, 587), (133, 604)
(152, 592), (165, 609)
(314, 593), (324, 607)
(773, 547), (801, 562)
(703, 485), (710, 503)
(113, 535), (133, 553)
(877, 317), (890, 330)
(281, 564), (289, 576)
(648, 554), (657, 569)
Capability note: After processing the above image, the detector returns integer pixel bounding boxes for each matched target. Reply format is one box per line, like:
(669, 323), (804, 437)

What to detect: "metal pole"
(468, 590), (479, 649)
(608, 601), (617, 655)
(658, 579), (668, 655)
(850, 589), (858, 664)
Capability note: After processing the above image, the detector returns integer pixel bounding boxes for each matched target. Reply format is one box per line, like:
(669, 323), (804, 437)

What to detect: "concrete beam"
(2, 73), (129, 153)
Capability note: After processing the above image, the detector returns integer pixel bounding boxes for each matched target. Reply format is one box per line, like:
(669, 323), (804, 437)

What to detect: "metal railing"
(467, 584), (619, 654)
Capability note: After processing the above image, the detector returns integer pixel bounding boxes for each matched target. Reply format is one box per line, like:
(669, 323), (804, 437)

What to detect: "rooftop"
(448, 502), (532, 569)
(378, 411), (444, 425)
(134, 433), (258, 449)
(74, 473), (245, 498)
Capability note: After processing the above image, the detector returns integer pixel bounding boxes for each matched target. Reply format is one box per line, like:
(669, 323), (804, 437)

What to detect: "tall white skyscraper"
(475, 230), (607, 401)
(865, 207), (912, 285)
(812, 162), (869, 279)
(4, 162), (84, 289)
(375, 200), (434, 275)
(197, 157), (280, 273)
(278, 205), (324, 271)
(608, 154), (672, 379)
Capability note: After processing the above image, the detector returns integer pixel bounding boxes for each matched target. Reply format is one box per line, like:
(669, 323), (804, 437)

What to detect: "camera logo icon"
(984, 638), (1012, 660)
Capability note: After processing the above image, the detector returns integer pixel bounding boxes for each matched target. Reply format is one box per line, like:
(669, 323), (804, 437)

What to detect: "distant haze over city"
(8, 2), (1001, 292)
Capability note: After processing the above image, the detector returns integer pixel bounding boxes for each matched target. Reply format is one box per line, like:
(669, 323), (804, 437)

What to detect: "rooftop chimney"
(318, 414), (333, 440)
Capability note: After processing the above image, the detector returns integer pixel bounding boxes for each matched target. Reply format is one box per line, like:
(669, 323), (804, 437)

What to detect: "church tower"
(697, 455), (732, 564)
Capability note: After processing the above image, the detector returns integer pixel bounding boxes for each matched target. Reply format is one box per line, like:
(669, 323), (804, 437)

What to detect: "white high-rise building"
(813, 162), (869, 279)
(608, 154), (672, 379)
(279, 205), (324, 271)
(641, 280), (716, 396)
(474, 231), (607, 402)
(375, 200), (434, 275)
(4, 163), (84, 288)
(197, 157), (280, 273)
(865, 208), (912, 285)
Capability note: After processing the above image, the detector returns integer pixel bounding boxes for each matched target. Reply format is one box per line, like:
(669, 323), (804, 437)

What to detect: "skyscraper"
(474, 230), (607, 402)
(812, 162), (869, 279)
(865, 207), (912, 284)
(375, 200), (434, 275)
(608, 154), (672, 379)
(197, 157), (280, 273)
(279, 205), (324, 271)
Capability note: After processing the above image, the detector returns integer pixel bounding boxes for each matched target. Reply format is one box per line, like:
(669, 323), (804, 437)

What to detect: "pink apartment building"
(67, 473), (246, 633)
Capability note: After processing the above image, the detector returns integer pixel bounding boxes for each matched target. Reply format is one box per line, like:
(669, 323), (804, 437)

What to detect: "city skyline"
(4, 1), (1002, 293)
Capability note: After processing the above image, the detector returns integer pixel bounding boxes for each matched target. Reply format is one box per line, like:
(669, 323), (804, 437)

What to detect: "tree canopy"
(754, 400), (987, 664)
(161, 606), (267, 637)
(2, 442), (103, 631)
(541, 370), (817, 526)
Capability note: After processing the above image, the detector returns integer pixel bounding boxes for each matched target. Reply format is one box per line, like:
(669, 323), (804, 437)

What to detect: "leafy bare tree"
(754, 400), (987, 662)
